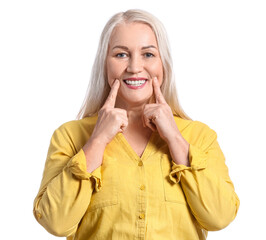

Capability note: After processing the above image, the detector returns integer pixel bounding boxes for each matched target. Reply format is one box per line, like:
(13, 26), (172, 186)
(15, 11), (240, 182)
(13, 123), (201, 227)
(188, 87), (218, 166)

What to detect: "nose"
(126, 55), (143, 73)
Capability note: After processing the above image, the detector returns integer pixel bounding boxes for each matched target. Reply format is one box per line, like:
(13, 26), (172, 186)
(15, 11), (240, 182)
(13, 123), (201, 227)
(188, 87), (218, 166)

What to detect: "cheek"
(106, 61), (115, 86)
(148, 61), (164, 83)
(106, 59), (126, 86)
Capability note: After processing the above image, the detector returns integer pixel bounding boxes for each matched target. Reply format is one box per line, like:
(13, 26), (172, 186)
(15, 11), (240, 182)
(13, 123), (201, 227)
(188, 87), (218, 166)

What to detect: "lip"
(123, 77), (148, 81)
(123, 77), (147, 90)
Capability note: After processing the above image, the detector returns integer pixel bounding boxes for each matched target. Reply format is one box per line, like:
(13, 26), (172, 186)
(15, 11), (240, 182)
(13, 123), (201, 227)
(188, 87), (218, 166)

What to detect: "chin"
(119, 94), (153, 107)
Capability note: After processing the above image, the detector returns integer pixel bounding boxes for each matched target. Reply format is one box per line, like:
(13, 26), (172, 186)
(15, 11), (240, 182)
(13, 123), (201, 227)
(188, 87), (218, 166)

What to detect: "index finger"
(103, 79), (120, 108)
(153, 77), (166, 104)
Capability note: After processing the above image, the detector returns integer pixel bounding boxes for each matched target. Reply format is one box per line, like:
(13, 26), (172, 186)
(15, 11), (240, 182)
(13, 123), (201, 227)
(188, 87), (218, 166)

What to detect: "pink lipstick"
(123, 78), (147, 89)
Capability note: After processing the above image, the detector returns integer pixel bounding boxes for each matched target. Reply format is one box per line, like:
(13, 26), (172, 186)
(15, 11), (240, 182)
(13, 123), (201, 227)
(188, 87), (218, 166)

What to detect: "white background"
(0, 0), (265, 239)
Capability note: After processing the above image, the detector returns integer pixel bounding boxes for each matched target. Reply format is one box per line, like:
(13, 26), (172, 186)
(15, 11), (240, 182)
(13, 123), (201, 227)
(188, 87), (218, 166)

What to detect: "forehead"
(109, 22), (158, 48)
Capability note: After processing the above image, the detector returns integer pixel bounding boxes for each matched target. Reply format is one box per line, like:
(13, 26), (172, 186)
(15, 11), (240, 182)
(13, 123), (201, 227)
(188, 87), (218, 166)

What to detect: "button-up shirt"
(33, 115), (240, 239)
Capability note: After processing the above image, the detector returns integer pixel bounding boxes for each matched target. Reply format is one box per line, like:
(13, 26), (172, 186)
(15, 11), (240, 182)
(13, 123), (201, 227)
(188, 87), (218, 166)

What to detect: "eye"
(144, 52), (155, 58)
(116, 53), (128, 58)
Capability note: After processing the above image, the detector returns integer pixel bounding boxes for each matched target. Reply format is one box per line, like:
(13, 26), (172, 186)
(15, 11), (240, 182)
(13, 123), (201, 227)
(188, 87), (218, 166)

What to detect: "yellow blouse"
(33, 115), (240, 240)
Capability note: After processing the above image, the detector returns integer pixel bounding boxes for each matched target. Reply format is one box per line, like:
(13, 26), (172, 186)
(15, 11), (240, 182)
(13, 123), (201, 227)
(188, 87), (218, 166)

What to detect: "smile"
(124, 80), (146, 86)
(123, 78), (148, 89)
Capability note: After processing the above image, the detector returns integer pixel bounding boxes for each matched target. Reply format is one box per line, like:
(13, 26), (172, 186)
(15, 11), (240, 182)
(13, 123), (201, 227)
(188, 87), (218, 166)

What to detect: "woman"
(33, 9), (240, 240)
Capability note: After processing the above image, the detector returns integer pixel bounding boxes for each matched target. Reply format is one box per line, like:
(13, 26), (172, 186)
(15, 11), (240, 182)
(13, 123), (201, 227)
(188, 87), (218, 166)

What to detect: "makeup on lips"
(123, 77), (148, 90)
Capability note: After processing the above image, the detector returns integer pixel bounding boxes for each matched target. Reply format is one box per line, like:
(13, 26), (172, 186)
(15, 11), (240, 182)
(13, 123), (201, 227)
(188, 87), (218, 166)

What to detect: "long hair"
(76, 9), (191, 120)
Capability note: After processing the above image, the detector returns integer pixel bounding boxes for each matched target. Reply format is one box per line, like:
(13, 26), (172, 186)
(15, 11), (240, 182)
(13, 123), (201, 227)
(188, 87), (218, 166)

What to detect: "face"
(106, 22), (164, 108)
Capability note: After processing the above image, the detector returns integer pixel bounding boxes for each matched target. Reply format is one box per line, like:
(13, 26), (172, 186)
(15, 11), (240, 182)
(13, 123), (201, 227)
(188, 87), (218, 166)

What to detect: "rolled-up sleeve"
(169, 127), (240, 231)
(67, 149), (102, 191)
(33, 126), (102, 237)
(169, 144), (207, 184)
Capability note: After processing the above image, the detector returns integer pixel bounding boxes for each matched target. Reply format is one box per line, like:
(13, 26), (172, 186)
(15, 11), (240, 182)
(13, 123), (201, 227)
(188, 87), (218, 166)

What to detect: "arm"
(33, 126), (102, 237)
(169, 126), (240, 231)
(33, 80), (127, 237)
(143, 77), (239, 230)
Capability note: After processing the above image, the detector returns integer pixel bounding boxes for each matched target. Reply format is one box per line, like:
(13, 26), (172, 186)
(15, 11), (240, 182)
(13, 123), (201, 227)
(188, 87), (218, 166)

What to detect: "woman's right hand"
(90, 79), (128, 146)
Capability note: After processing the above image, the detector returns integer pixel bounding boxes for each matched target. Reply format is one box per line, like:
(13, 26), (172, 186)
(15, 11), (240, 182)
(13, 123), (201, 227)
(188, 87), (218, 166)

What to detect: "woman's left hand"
(142, 77), (190, 165)
(142, 77), (189, 166)
(142, 77), (179, 142)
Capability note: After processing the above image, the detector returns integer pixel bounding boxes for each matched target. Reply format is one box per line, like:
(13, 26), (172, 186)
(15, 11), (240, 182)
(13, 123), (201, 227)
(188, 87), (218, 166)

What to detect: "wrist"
(87, 134), (108, 149)
(83, 136), (106, 173)
(165, 132), (184, 146)
(167, 134), (190, 167)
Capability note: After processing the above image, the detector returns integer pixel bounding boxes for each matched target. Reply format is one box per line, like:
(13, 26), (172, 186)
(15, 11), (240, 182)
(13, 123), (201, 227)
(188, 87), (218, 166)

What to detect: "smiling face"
(106, 22), (164, 108)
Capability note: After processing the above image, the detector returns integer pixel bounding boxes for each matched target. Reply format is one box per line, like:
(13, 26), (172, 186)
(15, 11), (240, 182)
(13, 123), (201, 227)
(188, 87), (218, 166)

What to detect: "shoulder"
(57, 116), (98, 134)
(173, 116), (217, 143)
(51, 116), (98, 146)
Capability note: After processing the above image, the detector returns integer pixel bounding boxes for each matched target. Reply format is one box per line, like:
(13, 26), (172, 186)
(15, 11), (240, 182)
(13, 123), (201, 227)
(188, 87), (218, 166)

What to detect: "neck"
(118, 103), (144, 124)
(115, 97), (151, 125)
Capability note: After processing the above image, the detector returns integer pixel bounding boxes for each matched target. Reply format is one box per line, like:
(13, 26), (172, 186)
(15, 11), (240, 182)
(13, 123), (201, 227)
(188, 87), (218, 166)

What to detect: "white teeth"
(125, 80), (146, 86)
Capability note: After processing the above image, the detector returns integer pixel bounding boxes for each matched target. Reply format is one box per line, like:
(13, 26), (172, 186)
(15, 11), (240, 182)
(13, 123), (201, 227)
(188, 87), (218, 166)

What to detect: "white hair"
(76, 9), (191, 120)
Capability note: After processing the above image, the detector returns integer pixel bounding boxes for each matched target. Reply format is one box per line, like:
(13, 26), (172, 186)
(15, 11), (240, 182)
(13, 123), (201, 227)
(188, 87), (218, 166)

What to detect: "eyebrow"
(112, 45), (157, 50)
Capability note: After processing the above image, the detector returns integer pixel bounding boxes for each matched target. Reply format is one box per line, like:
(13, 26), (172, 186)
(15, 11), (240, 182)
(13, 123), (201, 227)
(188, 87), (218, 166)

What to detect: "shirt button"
(138, 161), (143, 166)
(140, 185), (145, 190)
(139, 213), (145, 219)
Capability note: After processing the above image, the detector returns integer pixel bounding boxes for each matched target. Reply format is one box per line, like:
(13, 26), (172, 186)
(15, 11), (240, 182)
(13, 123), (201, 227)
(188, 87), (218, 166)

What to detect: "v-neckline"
(115, 131), (156, 162)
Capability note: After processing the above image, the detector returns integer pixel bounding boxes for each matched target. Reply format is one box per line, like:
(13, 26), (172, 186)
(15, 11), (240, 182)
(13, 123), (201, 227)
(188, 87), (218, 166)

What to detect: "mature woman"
(33, 9), (240, 240)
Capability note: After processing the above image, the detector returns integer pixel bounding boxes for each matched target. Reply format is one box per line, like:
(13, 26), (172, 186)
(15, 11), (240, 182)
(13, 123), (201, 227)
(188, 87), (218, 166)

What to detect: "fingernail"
(154, 77), (158, 81)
